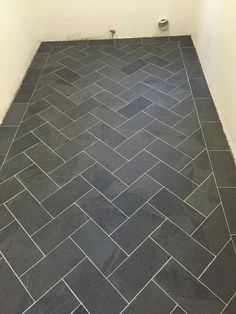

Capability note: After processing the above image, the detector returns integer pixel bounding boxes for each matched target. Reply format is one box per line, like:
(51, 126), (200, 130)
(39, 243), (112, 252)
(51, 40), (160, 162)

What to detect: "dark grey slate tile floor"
(0, 36), (235, 314)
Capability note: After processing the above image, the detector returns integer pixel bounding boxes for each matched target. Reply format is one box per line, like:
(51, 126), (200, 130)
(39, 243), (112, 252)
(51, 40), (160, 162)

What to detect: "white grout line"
(197, 238), (232, 280)
(0, 51), (53, 172)
(178, 42), (234, 245)
(119, 256), (174, 313)
(145, 148), (200, 187)
(151, 237), (227, 306)
(69, 237), (130, 304)
(1, 255), (36, 302)
(220, 291), (236, 313)
(149, 205), (216, 257)
(63, 279), (92, 314)
(190, 202), (228, 237)
(4, 203), (46, 258)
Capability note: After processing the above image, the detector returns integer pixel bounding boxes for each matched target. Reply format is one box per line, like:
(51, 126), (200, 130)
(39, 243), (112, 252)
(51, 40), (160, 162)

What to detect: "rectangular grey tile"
(167, 69), (187, 85)
(69, 85), (102, 106)
(123, 281), (175, 314)
(143, 88), (178, 109)
(92, 105), (127, 128)
(89, 122), (126, 148)
(66, 98), (101, 119)
(113, 175), (161, 216)
(97, 77), (126, 95)
(50, 78), (78, 96)
(21, 239), (84, 299)
(39, 106), (73, 129)
(55, 67), (80, 83)
(109, 239), (169, 301)
(190, 78), (211, 98)
(143, 55), (169, 67)
(116, 129), (155, 159)
(145, 120), (186, 146)
(23, 67), (42, 84)
(116, 111), (154, 137)
(202, 122), (229, 150)
(23, 99), (51, 121)
(82, 163), (126, 200)
(0, 259), (33, 314)
(74, 72), (103, 89)
(95, 91), (127, 111)
(143, 75), (175, 93)
(173, 107), (199, 135)
(192, 205), (230, 255)
(30, 86), (55, 104)
(146, 138), (191, 171)
(186, 174), (220, 216)
(33, 123), (69, 150)
(98, 65), (127, 81)
(142, 64), (172, 80)
(16, 115), (45, 139)
(0, 221), (43, 275)
(26, 142), (64, 173)
(200, 241), (236, 303)
(72, 220), (127, 276)
(210, 151), (236, 187)
(25, 281), (79, 314)
(61, 113), (99, 139)
(33, 204), (88, 254)
(6, 190), (51, 235)
(144, 103), (182, 126)
(177, 129), (205, 158)
(2, 103), (28, 126)
(181, 47), (199, 62)
(220, 188), (236, 234)
(42, 175), (92, 217)
(17, 164), (58, 202)
(0, 153), (32, 183)
(148, 162), (197, 199)
(76, 61), (105, 76)
(0, 204), (14, 230)
(0, 127), (17, 154)
(65, 259), (127, 314)
(112, 203), (164, 253)
(152, 220), (213, 277)
(45, 91), (77, 112)
(119, 70), (150, 88)
(121, 59), (147, 75)
(100, 55), (127, 70)
(171, 96), (195, 117)
(149, 188), (204, 234)
(86, 141), (126, 172)
(14, 84), (35, 103)
(118, 96), (152, 118)
(56, 131), (97, 161)
(50, 152), (95, 186)
(195, 98), (219, 121)
(119, 83), (150, 102)
(154, 259), (224, 314)
(77, 189), (126, 234)
(185, 61), (204, 79)
(6, 133), (39, 160)
(114, 151), (158, 185)
(0, 177), (24, 205)
(180, 150), (212, 185)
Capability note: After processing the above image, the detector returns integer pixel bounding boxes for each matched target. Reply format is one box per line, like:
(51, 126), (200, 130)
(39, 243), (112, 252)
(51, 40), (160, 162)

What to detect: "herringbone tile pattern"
(0, 36), (236, 314)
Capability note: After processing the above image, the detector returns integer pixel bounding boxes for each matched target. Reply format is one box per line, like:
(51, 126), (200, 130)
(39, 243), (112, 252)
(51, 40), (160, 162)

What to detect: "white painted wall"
(0, 0), (41, 121)
(36, 0), (193, 40)
(192, 0), (236, 157)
